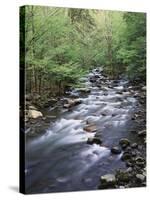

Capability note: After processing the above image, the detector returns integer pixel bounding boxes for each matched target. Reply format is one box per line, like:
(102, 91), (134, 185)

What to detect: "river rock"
(63, 104), (70, 108)
(116, 91), (123, 95)
(126, 161), (133, 167)
(126, 167), (133, 173)
(131, 143), (138, 148)
(63, 98), (82, 108)
(87, 137), (102, 145)
(119, 138), (130, 148)
(138, 130), (146, 137)
(89, 77), (97, 83)
(121, 152), (132, 161)
(108, 85), (113, 89)
(135, 157), (145, 167)
(48, 98), (57, 104)
(95, 130), (102, 138)
(130, 130), (137, 134)
(100, 174), (116, 188)
(28, 105), (37, 110)
(76, 88), (91, 93)
(111, 146), (121, 154)
(28, 110), (43, 119)
(119, 186), (125, 189)
(43, 115), (56, 123)
(136, 174), (145, 182)
(68, 98), (82, 105)
(142, 86), (146, 91)
(112, 113), (117, 117)
(83, 124), (97, 132)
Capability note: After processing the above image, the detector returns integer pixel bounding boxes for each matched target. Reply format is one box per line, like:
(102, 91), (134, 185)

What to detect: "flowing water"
(25, 69), (140, 194)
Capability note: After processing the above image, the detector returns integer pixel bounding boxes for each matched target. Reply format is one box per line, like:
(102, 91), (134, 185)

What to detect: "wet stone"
(138, 130), (146, 137)
(87, 137), (102, 145)
(135, 157), (145, 167)
(121, 152), (132, 161)
(99, 174), (116, 188)
(142, 86), (146, 91)
(126, 161), (133, 167)
(111, 146), (121, 154)
(84, 124), (97, 132)
(119, 138), (130, 149)
(136, 174), (145, 182)
(131, 143), (138, 149)
(76, 88), (91, 93)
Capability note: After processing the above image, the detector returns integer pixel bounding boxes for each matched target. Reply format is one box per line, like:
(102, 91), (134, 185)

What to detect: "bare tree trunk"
(104, 11), (114, 78)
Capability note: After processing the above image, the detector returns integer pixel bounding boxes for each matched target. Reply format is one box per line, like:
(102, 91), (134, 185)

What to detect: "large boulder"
(28, 110), (43, 119)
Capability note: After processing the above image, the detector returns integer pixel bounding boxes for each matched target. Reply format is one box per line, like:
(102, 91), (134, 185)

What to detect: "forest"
(20, 6), (146, 194)
(20, 6), (146, 104)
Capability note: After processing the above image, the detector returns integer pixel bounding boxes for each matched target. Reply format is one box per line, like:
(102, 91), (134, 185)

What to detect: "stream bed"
(25, 68), (146, 194)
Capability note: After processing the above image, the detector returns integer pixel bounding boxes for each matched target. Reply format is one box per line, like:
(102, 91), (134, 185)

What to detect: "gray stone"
(76, 88), (91, 93)
(119, 186), (125, 189)
(63, 104), (70, 108)
(135, 157), (145, 167)
(136, 174), (145, 182)
(84, 124), (97, 132)
(142, 86), (146, 91)
(126, 167), (133, 173)
(131, 143), (138, 148)
(119, 138), (130, 148)
(100, 174), (116, 186)
(64, 98), (82, 108)
(138, 130), (146, 137)
(28, 105), (37, 110)
(111, 146), (121, 154)
(87, 137), (102, 145)
(121, 152), (132, 161)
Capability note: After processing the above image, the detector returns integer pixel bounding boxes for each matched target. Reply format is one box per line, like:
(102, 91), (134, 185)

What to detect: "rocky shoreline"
(98, 80), (146, 189)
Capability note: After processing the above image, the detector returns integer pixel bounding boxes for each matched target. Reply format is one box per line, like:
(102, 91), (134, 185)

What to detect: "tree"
(22, 5), (146, 106)
(117, 12), (146, 81)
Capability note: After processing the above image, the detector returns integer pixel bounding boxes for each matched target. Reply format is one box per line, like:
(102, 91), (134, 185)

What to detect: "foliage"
(21, 6), (146, 98)
(117, 12), (146, 80)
